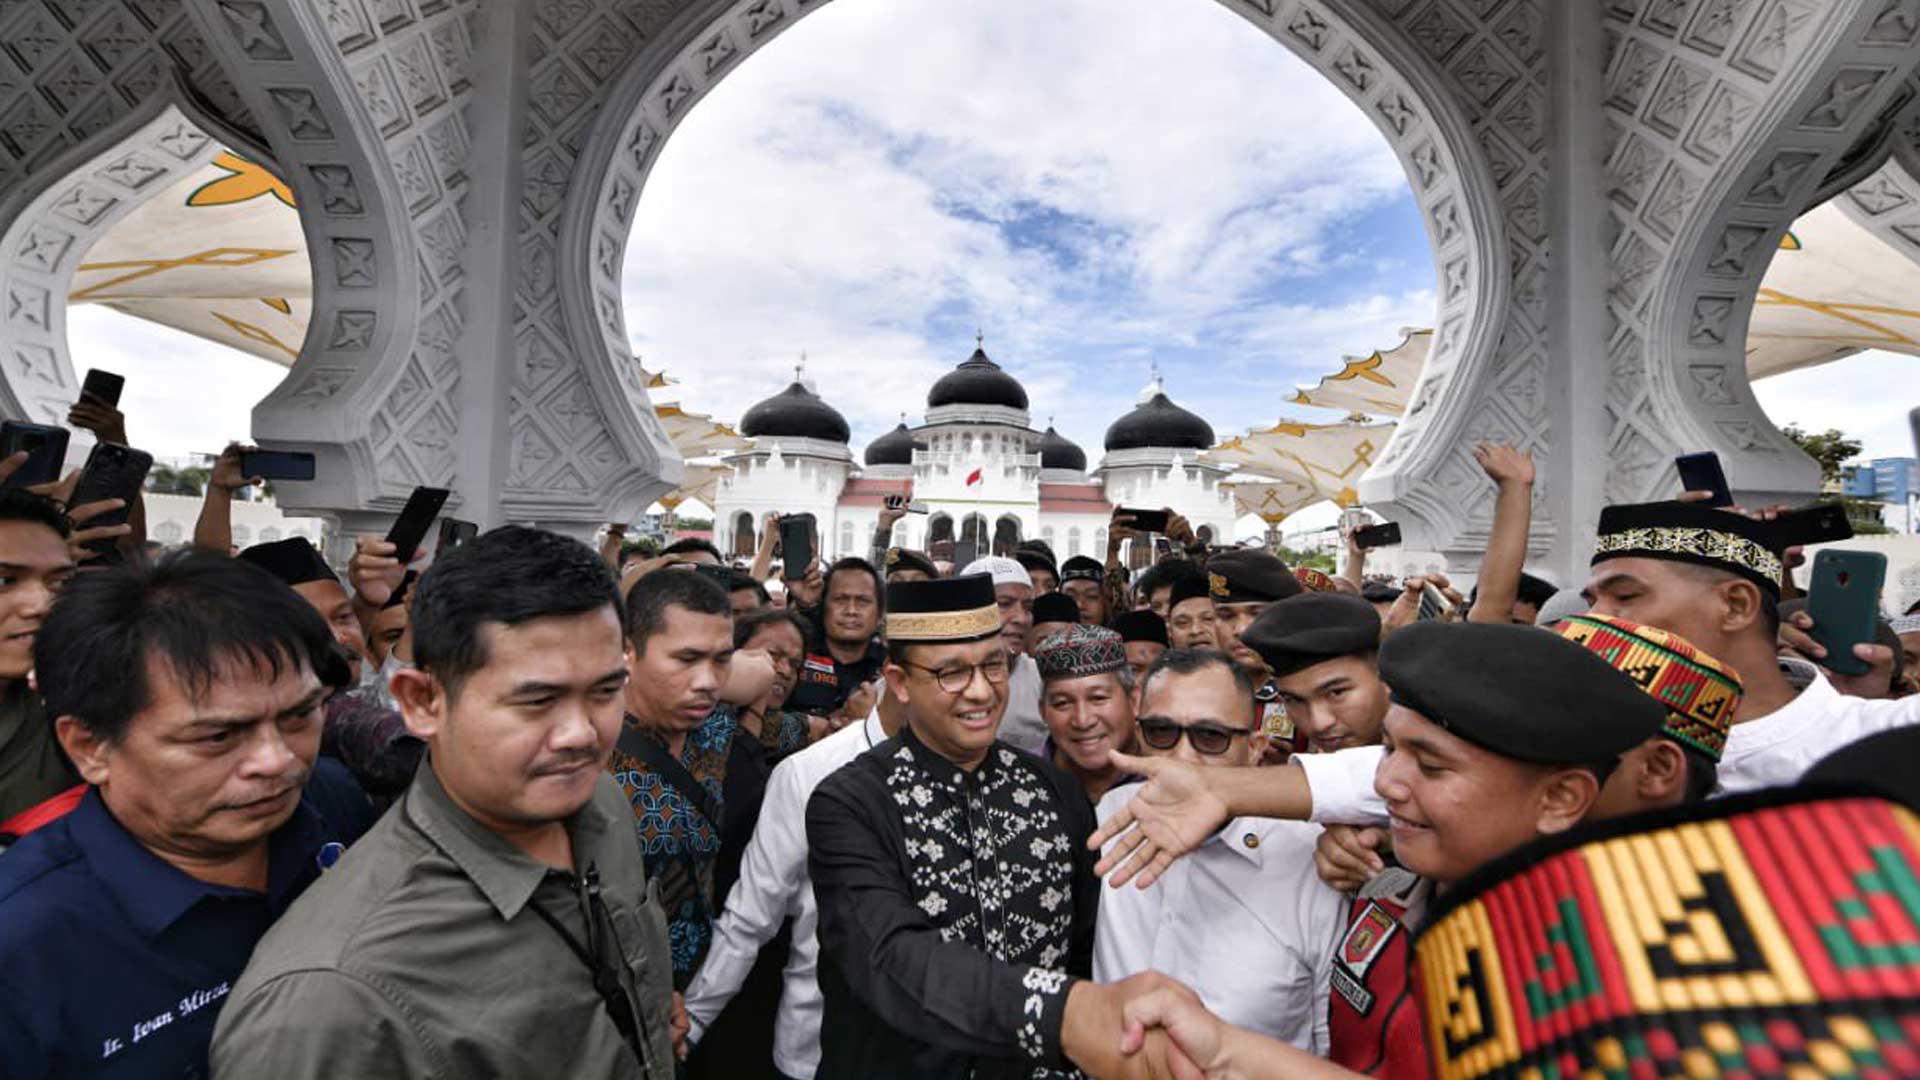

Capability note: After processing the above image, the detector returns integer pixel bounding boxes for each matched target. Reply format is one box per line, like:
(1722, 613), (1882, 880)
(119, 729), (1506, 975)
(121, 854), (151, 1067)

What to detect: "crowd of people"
(1, 395), (1918, 1080)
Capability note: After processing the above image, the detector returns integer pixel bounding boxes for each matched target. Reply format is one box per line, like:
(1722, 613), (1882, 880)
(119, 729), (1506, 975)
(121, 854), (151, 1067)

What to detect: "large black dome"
(740, 381), (850, 443)
(1104, 393), (1215, 451)
(863, 422), (921, 466)
(927, 346), (1029, 410)
(1038, 426), (1086, 472)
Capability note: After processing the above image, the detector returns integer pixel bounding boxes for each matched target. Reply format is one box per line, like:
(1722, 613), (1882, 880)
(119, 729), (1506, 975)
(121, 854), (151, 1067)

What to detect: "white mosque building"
(712, 341), (1238, 567)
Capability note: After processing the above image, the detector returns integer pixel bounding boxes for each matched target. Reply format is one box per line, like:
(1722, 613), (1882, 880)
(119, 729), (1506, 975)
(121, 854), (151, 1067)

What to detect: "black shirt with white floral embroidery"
(806, 726), (1099, 1079)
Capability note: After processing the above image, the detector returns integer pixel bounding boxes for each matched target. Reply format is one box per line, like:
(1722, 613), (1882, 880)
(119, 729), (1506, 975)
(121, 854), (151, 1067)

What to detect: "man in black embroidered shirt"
(806, 574), (1169, 1079)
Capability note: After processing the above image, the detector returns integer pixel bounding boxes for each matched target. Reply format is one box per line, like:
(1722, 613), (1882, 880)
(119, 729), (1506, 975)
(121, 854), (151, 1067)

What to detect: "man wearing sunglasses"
(1092, 648), (1345, 1054)
(805, 574), (1172, 1079)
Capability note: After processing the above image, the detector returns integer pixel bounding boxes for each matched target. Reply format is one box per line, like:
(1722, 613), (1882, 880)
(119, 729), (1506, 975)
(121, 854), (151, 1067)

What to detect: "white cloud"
(623, 0), (1429, 452)
(1751, 349), (1918, 462)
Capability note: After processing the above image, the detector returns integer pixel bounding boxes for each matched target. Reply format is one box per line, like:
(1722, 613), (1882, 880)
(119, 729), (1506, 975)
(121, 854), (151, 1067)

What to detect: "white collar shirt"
(682, 709), (887, 1078)
(1091, 783), (1347, 1053)
(1717, 669), (1920, 794)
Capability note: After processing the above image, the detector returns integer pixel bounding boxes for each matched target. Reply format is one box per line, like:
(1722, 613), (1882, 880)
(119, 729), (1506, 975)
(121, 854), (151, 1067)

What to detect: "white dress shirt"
(1292, 670), (1920, 826)
(1092, 784), (1346, 1053)
(683, 711), (887, 1078)
(998, 653), (1049, 757)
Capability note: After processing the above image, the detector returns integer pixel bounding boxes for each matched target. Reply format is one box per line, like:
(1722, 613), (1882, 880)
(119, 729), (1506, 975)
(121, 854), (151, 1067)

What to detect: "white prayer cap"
(961, 556), (1033, 590)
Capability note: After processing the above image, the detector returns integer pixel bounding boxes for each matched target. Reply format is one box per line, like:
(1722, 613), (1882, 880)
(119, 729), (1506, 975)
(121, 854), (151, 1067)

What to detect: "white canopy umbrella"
(1205, 420), (1394, 507)
(1289, 329), (1428, 417)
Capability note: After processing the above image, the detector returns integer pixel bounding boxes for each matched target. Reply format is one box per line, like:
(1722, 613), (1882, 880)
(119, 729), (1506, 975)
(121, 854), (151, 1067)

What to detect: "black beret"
(1167, 571), (1212, 610)
(237, 537), (336, 587)
(1806, 727), (1920, 811)
(883, 547), (938, 579)
(884, 573), (999, 643)
(1378, 621), (1666, 765)
(1060, 555), (1105, 585)
(1243, 593), (1381, 677)
(1112, 609), (1169, 646)
(1032, 591), (1081, 627)
(1205, 548), (1301, 605)
(1593, 501), (1785, 597)
(1013, 549), (1058, 580)
(1017, 539), (1057, 564)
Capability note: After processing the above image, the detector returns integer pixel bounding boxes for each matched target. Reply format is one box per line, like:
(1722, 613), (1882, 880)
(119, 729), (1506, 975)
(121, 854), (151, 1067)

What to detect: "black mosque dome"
(1038, 426), (1087, 472)
(1103, 393), (1215, 452)
(739, 381), (851, 443)
(927, 346), (1029, 411)
(863, 422), (921, 466)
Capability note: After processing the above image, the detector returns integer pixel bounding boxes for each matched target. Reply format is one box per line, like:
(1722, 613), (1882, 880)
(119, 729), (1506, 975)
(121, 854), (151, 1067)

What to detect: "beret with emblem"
(883, 546), (938, 579)
(1593, 500), (1786, 598)
(1379, 621), (1666, 765)
(1034, 624), (1127, 682)
(237, 536), (337, 587)
(1113, 608), (1169, 646)
(1243, 592), (1381, 677)
(1032, 591), (1081, 628)
(1059, 555), (1105, 585)
(884, 573), (1000, 644)
(1205, 548), (1302, 606)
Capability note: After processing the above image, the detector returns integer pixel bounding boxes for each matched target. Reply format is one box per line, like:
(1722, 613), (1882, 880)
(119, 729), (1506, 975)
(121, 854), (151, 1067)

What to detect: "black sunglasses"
(1136, 716), (1253, 756)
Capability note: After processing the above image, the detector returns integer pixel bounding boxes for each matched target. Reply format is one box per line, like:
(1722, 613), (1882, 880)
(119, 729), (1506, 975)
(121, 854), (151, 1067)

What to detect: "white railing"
(913, 450), (1042, 469)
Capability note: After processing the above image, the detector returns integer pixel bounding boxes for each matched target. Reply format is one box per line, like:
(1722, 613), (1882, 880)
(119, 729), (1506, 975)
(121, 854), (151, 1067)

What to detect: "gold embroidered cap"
(1593, 501), (1786, 597)
(884, 573), (1002, 644)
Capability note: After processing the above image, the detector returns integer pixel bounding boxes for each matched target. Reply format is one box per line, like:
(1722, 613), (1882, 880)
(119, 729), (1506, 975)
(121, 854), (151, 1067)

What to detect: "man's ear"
(1717, 578), (1766, 637)
(1536, 766), (1601, 836)
(883, 661), (911, 705)
(54, 716), (111, 786)
(1638, 738), (1688, 805)
(391, 666), (447, 740)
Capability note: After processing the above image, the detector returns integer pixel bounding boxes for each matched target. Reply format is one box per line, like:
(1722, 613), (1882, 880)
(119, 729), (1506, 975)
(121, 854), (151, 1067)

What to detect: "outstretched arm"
(1467, 443), (1536, 625)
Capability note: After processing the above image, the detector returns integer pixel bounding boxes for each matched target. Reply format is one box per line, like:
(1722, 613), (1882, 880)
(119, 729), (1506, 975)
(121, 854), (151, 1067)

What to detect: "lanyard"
(526, 864), (653, 1070)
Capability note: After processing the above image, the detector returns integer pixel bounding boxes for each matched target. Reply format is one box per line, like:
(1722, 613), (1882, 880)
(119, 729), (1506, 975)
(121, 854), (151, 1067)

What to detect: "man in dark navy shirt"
(0, 551), (371, 1078)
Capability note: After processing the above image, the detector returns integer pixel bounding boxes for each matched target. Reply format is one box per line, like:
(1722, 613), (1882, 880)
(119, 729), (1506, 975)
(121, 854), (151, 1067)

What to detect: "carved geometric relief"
(1704, 223), (1766, 277)
(1681, 0), (1748, 56)
(309, 164), (366, 215)
(1377, 91), (1417, 136)
(1686, 83), (1754, 161)
(1730, 0), (1817, 81)
(1645, 57), (1710, 137)
(1333, 46), (1377, 92)
(1715, 419), (1773, 450)
(352, 55), (411, 137)
(1688, 295), (1737, 344)
(49, 185), (117, 226)
(5, 283), (50, 332)
(529, 59), (592, 129)
(1640, 0), (1692, 37)
(1643, 161), (1697, 238)
(391, 36), (449, 117)
(99, 152), (168, 190)
(14, 226), (73, 274)
(218, 2), (294, 62)
(1496, 87), (1546, 151)
(1864, 0), (1920, 45)
(269, 87), (335, 140)
(331, 237), (377, 286)
(1407, 3), (1471, 63)
(1688, 362), (1736, 403)
(1849, 172), (1912, 213)
(1743, 149), (1817, 205)
(1609, 38), (1664, 113)
(329, 310), (377, 351)
(743, 0), (784, 38)
(1451, 41), (1519, 106)
(1800, 67), (1888, 129)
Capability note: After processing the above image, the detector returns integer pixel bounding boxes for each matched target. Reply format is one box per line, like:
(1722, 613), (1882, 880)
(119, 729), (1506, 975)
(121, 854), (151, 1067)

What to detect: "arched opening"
(732, 510), (757, 558)
(927, 513), (954, 546)
(959, 513), (989, 550)
(991, 515), (1022, 557)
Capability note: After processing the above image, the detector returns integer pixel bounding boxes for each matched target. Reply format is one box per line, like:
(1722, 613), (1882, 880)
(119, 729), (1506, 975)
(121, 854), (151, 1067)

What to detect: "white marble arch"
(559, 0), (1507, 559)
(0, 74), (273, 457)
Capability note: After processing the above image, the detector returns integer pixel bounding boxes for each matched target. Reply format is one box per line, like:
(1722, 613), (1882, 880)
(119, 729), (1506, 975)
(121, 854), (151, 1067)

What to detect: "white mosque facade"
(712, 344), (1238, 567)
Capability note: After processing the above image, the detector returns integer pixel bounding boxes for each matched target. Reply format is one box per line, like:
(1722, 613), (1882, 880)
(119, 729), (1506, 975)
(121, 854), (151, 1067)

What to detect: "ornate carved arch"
(560, 0), (1515, 553)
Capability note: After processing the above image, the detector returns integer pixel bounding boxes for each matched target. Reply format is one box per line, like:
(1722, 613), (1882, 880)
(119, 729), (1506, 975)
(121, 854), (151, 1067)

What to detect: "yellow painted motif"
(71, 247), (297, 300)
(261, 297), (292, 315)
(1779, 231), (1801, 251)
(187, 151), (296, 209)
(1750, 288), (1919, 348)
(211, 310), (299, 362)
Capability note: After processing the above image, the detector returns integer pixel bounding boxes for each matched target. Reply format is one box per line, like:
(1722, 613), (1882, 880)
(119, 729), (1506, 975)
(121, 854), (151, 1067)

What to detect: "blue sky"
(59, 0), (1919, 504)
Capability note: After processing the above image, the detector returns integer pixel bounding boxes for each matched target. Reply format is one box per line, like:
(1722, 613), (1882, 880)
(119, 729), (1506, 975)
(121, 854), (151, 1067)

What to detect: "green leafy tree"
(1275, 544), (1336, 573)
(1780, 424), (1888, 535)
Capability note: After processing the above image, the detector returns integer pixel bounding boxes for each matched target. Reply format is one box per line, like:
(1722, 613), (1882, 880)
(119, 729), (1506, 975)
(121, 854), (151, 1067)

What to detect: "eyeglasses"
(1136, 716), (1253, 756)
(902, 656), (1011, 694)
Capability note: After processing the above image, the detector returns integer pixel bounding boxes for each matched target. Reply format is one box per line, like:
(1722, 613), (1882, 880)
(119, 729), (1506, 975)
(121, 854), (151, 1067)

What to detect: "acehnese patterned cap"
(1593, 501), (1786, 598)
(1033, 624), (1127, 682)
(1551, 612), (1742, 761)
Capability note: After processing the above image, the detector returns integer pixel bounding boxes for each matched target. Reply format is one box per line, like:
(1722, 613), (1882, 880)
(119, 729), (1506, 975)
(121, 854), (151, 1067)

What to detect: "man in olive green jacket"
(212, 527), (682, 1079)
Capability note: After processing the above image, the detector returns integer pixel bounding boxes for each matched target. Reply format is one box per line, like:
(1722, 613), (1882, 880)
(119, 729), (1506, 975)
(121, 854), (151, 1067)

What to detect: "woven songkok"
(1033, 624), (1126, 682)
(1593, 501), (1786, 597)
(1414, 789), (1920, 1080)
(1551, 613), (1742, 761)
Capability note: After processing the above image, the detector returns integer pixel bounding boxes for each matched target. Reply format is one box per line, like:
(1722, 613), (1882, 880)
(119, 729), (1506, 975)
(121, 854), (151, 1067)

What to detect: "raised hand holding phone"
(384, 486), (451, 564)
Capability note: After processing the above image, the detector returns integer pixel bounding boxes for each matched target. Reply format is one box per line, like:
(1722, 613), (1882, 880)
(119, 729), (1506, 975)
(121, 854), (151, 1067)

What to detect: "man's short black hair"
(1138, 647), (1256, 719)
(731, 574), (772, 607)
(661, 536), (723, 562)
(411, 526), (622, 697)
(735, 606), (812, 650)
(1678, 741), (1719, 803)
(35, 550), (351, 744)
(626, 565), (731, 651)
(823, 556), (883, 610)
(0, 488), (71, 539)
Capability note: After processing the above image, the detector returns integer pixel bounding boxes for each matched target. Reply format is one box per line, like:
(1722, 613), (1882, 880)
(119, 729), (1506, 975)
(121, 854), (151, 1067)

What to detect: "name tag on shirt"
(1332, 901), (1400, 1015)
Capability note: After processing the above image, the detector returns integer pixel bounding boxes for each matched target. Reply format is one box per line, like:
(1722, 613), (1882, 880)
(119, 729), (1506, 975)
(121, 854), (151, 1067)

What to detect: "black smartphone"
(0, 421), (69, 488)
(436, 517), (477, 555)
(1120, 507), (1170, 533)
(778, 512), (815, 576)
(385, 486), (450, 564)
(69, 442), (154, 557)
(239, 449), (316, 483)
(1770, 502), (1853, 548)
(81, 369), (124, 407)
(1353, 522), (1402, 550)
(1805, 549), (1887, 677)
(1675, 451), (1732, 507)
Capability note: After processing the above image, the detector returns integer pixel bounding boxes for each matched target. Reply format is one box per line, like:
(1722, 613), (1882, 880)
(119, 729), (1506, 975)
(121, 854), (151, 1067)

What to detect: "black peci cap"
(884, 573), (1001, 643)
(237, 537), (336, 587)
(1112, 609), (1169, 646)
(1032, 591), (1081, 627)
(1378, 621), (1666, 765)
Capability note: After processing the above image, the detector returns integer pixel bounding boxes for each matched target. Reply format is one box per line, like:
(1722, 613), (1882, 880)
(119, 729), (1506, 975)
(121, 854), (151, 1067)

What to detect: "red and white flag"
(965, 468), (983, 487)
